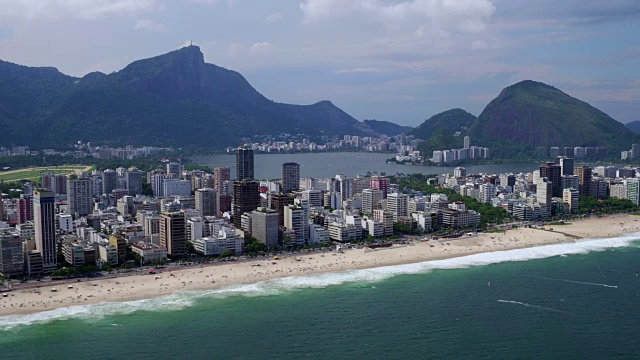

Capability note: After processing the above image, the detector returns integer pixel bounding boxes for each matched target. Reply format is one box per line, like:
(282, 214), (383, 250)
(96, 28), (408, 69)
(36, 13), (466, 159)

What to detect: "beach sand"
(1, 214), (639, 316)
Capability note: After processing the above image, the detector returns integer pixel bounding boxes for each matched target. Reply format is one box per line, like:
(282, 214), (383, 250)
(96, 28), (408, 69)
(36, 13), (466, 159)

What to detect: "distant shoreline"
(1, 214), (638, 318)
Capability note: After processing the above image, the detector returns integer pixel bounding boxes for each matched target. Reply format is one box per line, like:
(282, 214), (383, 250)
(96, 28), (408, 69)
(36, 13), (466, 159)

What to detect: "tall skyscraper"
(251, 208), (279, 247)
(102, 169), (117, 195)
(0, 192), (3, 221)
(270, 193), (294, 226)
(386, 193), (408, 221)
(232, 180), (260, 227)
(68, 176), (94, 218)
(166, 162), (182, 177)
(575, 166), (593, 197)
(152, 173), (166, 198)
(125, 169), (143, 196)
(34, 189), (56, 272)
(362, 188), (383, 215)
(236, 147), (254, 181)
(539, 162), (562, 197)
(160, 212), (186, 258)
(281, 162), (300, 193)
(536, 177), (553, 214)
(370, 176), (390, 198)
(195, 188), (219, 216)
(18, 194), (33, 224)
(213, 166), (231, 194)
(559, 157), (575, 176)
(463, 136), (471, 149)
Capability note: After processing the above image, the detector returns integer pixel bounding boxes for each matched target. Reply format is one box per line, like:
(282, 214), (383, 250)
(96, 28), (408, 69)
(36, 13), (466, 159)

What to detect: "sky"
(0, 0), (638, 126)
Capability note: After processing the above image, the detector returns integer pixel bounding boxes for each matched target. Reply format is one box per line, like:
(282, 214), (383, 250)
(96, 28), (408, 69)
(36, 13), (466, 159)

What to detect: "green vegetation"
(363, 119), (412, 136)
(409, 109), (476, 156)
(576, 196), (638, 215)
(0, 165), (87, 182)
(395, 173), (508, 225)
(0, 46), (362, 150)
(467, 80), (637, 158)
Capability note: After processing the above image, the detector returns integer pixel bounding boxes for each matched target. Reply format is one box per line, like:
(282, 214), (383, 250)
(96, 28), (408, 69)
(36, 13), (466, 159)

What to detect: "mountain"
(0, 46), (362, 148)
(625, 121), (640, 133)
(409, 108), (476, 140)
(408, 108), (476, 154)
(466, 80), (635, 158)
(360, 119), (412, 136)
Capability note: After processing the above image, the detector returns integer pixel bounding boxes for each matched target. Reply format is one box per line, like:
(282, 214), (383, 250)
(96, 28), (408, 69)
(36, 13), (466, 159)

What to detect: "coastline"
(1, 214), (639, 318)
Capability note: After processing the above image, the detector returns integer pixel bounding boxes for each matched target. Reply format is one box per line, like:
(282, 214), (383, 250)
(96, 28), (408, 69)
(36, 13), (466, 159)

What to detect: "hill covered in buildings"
(0, 46), (396, 149)
(411, 81), (637, 159)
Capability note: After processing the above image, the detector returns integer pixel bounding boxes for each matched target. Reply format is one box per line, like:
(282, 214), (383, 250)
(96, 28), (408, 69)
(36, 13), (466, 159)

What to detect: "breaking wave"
(0, 233), (638, 330)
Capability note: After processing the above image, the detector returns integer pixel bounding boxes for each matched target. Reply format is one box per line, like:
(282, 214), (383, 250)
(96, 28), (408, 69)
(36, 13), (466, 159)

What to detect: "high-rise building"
(232, 180), (260, 227)
(559, 157), (574, 176)
(626, 179), (640, 206)
(166, 162), (182, 177)
(67, 176), (94, 219)
(575, 166), (593, 197)
(563, 188), (579, 212)
(284, 205), (307, 244)
(152, 173), (166, 197)
(362, 188), (383, 215)
(102, 170), (117, 195)
(453, 167), (467, 178)
(302, 189), (323, 207)
(213, 166), (231, 194)
(333, 174), (352, 201)
(540, 162), (562, 197)
(463, 136), (471, 149)
(536, 177), (553, 214)
(34, 189), (56, 272)
(236, 147), (254, 181)
(386, 193), (408, 221)
(270, 193), (294, 226)
(125, 169), (143, 196)
(195, 188), (219, 216)
(0, 192), (3, 221)
(251, 208), (279, 247)
(370, 176), (390, 198)
(281, 162), (300, 193)
(0, 230), (24, 277)
(18, 194), (33, 224)
(160, 212), (186, 258)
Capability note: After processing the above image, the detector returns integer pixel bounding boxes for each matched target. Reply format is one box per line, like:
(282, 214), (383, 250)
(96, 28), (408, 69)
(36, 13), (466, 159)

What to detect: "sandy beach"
(2, 214), (639, 317)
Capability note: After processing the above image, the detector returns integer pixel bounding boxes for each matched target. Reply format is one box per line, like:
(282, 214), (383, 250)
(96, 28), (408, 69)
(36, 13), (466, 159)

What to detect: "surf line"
(497, 300), (583, 317)
(534, 276), (618, 289)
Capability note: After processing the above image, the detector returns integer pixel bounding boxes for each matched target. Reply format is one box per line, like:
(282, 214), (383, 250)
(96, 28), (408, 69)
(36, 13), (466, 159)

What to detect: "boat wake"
(0, 232), (637, 330)
(535, 276), (618, 289)
(496, 299), (582, 317)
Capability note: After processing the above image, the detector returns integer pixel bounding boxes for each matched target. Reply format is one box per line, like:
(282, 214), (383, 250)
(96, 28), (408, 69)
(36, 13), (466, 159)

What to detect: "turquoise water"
(1, 235), (639, 359)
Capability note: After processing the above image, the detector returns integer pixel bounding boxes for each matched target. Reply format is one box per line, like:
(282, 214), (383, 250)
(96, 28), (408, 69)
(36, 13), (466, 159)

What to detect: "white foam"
(0, 233), (638, 329)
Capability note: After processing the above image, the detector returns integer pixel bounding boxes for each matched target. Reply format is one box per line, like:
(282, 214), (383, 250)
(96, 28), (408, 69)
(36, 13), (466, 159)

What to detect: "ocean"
(1, 234), (639, 359)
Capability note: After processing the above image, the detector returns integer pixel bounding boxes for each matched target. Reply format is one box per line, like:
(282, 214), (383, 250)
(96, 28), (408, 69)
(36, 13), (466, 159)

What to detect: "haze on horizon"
(0, 0), (638, 126)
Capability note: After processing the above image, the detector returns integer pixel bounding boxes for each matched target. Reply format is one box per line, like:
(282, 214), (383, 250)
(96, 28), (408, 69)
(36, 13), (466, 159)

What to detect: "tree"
(219, 250), (235, 258)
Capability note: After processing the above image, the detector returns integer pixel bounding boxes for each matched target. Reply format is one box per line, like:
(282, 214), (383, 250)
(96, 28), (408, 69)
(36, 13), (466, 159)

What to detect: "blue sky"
(0, 0), (638, 126)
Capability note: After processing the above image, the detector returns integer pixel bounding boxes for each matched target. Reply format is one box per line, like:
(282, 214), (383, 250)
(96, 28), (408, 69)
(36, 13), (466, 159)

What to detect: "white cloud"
(299, 0), (496, 45)
(334, 67), (385, 73)
(248, 41), (274, 55)
(135, 18), (169, 32)
(0, 0), (157, 19)
(266, 12), (283, 22)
